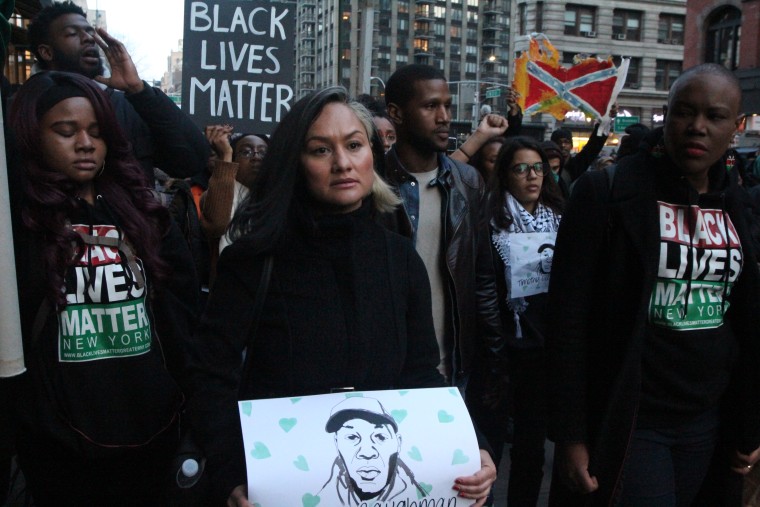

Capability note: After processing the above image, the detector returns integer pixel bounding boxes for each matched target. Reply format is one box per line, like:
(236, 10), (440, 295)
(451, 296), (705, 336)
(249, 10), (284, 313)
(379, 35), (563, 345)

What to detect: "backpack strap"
(77, 231), (145, 289)
(238, 254), (274, 394)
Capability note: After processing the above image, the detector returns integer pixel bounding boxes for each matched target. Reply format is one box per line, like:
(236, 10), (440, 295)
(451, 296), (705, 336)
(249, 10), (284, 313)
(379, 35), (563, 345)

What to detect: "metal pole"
(0, 95), (25, 378)
(473, 50), (481, 131)
(359, 2), (374, 95)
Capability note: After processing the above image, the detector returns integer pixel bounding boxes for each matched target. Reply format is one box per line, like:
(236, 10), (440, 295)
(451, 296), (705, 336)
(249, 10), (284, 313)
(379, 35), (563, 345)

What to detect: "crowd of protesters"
(2, 2), (760, 507)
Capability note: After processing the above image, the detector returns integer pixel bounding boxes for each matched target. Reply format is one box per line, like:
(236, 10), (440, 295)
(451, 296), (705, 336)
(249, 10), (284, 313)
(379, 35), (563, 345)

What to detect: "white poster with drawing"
(239, 387), (480, 507)
(508, 232), (557, 298)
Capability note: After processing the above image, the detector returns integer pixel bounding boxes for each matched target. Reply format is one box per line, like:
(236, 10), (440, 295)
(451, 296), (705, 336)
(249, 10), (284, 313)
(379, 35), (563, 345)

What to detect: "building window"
(416, 5), (431, 18)
(655, 60), (682, 91)
(614, 56), (641, 88)
(705, 6), (741, 70)
(536, 2), (544, 33)
(658, 14), (684, 44)
(612, 9), (641, 41)
(518, 3), (527, 35)
(565, 5), (596, 36)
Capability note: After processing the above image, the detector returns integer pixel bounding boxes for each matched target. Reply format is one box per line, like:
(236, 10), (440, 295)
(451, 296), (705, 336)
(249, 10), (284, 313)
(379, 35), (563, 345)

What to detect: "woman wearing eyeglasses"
(201, 126), (269, 285)
(472, 136), (565, 506)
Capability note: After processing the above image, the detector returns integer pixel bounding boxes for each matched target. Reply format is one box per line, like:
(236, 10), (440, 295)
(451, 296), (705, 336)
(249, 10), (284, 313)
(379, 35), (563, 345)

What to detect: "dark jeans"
(466, 368), (511, 468)
(507, 347), (547, 507)
(619, 409), (719, 507)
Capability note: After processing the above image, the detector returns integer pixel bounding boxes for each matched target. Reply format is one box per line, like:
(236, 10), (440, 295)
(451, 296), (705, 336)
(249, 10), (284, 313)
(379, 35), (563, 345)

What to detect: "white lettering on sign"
(189, 77), (292, 122)
(190, 2), (288, 39)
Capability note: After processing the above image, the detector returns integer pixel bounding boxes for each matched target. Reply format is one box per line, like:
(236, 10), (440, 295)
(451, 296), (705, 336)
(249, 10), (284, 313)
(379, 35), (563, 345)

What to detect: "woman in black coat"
(546, 63), (760, 507)
(185, 87), (497, 507)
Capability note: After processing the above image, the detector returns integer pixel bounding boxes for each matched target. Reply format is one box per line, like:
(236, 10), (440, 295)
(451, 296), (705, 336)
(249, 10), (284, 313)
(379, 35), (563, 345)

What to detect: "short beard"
(51, 47), (104, 79)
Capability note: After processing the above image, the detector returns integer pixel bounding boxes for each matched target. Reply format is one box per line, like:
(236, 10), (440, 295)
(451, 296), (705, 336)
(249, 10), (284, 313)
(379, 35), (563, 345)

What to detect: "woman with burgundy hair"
(7, 70), (197, 506)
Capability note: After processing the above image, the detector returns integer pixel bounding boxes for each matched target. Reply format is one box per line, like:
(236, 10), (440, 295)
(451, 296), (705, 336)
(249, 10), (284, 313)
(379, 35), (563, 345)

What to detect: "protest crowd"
(3, 2), (760, 507)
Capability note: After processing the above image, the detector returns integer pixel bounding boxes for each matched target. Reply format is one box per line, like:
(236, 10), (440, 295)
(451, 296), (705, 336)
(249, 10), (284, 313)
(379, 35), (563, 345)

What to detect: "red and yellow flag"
(513, 35), (628, 121)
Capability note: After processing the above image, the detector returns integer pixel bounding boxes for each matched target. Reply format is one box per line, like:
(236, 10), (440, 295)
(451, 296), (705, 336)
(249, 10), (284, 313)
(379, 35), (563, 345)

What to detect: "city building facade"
(295, 0), (513, 131)
(512, 0), (686, 144)
(684, 0), (760, 146)
(294, 0), (686, 143)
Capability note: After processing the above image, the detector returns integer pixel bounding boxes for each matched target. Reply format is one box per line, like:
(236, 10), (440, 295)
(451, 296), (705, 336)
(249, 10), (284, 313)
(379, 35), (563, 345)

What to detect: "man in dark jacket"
(28, 2), (208, 182)
(383, 64), (503, 387)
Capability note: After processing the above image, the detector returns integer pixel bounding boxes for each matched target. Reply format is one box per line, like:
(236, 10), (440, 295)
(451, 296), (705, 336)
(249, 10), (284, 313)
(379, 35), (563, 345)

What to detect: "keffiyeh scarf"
(492, 193), (561, 338)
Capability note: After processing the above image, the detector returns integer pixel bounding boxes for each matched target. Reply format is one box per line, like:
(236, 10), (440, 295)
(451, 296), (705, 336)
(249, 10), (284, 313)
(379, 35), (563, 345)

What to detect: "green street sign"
(614, 116), (640, 132)
(485, 88), (501, 99)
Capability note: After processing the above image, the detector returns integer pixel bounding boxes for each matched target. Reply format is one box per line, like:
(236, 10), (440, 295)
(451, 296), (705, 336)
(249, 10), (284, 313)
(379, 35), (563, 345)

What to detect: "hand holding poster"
(239, 388), (481, 506)
(513, 34), (629, 122)
(181, 1), (296, 134)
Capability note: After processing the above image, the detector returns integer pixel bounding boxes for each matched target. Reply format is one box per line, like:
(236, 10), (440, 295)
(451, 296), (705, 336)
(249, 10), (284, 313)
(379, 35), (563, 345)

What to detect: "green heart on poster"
(293, 455), (309, 471)
(345, 392), (364, 398)
(399, 390), (410, 396)
(391, 409), (407, 424)
(417, 482), (433, 498)
(523, 245), (530, 252)
(302, 493), (321, 507)
(452, 449), (470, 465)
(241, 401), (252, 417)
(448, 388), (459, 397)
(438, 410), (455, 423)
(407, 446), (423, 461)
(290, 397), (302, 404)
(279, 418), (297, 433)
(250, 442), (271, 459)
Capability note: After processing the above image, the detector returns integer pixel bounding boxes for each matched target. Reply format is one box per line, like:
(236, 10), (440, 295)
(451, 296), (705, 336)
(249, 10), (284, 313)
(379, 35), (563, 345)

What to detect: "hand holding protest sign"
(238, 388), (481, 506)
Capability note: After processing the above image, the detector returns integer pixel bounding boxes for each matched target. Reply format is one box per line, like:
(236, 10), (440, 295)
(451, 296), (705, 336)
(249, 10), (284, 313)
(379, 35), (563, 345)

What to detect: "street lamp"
(474, 54), (497, 130)
(370, 76), (386, 96)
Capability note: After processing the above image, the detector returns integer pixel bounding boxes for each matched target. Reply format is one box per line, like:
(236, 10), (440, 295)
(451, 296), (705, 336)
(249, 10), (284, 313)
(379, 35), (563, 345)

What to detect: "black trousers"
(507, 347), (547, 507)
(16, 423), (178, 507)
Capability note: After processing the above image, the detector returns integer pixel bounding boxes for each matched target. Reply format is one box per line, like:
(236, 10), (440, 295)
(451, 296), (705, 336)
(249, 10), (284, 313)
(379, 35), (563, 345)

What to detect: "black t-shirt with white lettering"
(639, 166), (742, 429)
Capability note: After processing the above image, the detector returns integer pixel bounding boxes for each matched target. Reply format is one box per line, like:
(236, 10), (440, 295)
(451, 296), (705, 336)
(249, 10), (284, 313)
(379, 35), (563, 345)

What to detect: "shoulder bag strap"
(238, 254), (274, 395)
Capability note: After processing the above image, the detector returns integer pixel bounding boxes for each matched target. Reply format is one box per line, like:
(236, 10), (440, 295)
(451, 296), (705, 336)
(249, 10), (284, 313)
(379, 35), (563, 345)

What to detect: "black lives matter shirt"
(639, 199), (743, 428)
(37, 201), (182, 448)
(60, 223), (151, 362)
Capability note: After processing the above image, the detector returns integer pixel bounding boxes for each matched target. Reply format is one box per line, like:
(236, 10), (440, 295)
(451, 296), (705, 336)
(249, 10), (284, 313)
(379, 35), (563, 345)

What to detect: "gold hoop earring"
(97, 161), (105, 177)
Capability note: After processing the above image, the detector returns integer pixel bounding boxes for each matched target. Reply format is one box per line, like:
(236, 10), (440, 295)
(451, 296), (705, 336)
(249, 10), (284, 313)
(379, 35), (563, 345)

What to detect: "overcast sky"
(91, 0), (184, 83)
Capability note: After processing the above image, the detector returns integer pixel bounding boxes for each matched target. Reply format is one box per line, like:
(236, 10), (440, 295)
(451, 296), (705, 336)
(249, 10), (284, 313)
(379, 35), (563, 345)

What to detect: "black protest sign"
(181, 0), (295, 134)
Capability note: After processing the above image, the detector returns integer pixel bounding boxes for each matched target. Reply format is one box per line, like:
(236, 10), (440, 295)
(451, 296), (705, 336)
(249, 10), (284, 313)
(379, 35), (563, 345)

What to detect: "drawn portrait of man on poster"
(317, 397), (428, 506)
(536, 242), (555, 275)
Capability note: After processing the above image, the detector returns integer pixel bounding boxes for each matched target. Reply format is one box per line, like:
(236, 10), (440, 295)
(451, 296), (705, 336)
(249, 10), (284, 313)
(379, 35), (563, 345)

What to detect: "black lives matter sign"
(181, 1), (295, 134)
